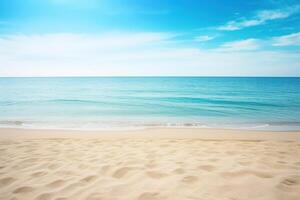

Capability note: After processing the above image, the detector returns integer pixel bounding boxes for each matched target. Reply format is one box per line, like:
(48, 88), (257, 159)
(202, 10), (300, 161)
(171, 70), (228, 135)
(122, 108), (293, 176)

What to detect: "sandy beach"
(0, 128), (299, 200)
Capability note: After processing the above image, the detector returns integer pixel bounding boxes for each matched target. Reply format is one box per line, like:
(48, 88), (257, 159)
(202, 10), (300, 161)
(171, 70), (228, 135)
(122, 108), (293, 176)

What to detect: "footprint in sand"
(54, 197), (68, 200)
(0, 177), (16, 187)
(62, 175), (98, 192)
(34, 192), (53, 200)
(31, 171), (48, 178)
(198, 165), (216, 172)
(13, 186), (35, 194)
(146, 171), (168, 179)
(294, 161), (300, 166)
(46, 179), (66, 188)
(48, 163), (61, 170)
(112, 167), (134, 179)
(208, 158), (219, 162)
(80, 175), (98, 184)
(138, 192), (163, 200)
(238, 161), (252, 166)
(277, 175), (300, 192)
(173, 168), (185, 174)
(181, 176), (198, 184)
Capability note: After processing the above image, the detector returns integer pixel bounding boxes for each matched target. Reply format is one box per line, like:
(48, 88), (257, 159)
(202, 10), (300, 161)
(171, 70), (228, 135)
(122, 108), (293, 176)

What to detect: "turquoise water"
(0, 77), (299, 130)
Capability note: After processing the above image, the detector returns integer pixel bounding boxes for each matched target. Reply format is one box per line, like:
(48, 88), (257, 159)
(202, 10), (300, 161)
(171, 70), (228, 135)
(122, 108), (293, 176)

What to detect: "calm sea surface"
(0, 77), (299, 130)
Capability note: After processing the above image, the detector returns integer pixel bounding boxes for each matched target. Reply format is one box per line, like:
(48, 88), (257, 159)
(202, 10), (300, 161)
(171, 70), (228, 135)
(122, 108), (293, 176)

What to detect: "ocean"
(0, 77), (299, 131)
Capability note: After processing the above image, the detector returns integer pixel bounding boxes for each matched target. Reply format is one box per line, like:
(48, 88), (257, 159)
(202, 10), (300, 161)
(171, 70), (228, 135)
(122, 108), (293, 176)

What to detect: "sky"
(0, 0), (300, 76)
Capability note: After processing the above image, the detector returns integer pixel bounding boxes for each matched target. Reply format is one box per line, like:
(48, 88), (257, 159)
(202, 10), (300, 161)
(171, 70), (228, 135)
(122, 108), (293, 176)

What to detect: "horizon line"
(0, 75), (299, 78)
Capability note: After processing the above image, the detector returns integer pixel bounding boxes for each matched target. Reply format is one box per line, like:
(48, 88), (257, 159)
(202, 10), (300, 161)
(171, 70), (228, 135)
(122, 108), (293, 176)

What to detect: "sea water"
(0, 77), (299, 131)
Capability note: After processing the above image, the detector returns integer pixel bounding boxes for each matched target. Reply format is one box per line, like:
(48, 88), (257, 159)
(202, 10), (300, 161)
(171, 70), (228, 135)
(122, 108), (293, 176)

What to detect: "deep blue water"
(0, 77), (299, 130)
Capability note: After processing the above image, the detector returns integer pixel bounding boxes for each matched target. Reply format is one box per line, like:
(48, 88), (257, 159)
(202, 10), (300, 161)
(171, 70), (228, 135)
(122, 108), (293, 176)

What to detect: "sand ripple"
(0, 138), (299, 200)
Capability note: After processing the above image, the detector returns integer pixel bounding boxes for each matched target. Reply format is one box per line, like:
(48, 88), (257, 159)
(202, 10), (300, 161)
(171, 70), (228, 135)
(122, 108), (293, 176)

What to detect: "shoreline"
(0, 127), (299, 141)
(1, 120), (300, 132)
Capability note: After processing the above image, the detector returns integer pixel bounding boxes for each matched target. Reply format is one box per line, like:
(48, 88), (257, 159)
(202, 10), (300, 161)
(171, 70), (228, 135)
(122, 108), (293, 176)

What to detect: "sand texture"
(0, 128), (299, 200)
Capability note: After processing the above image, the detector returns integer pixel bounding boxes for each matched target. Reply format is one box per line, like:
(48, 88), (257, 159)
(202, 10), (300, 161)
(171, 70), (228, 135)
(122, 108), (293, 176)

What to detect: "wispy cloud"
(217, 39), (262, 51)
(0, 32), (174, 56)
(217, 32), (300, 51)
(217, 5), (300, 31)
(0, 33), (299, 76)
(272, 32), (300, 46)
(194, 35), (216, 42)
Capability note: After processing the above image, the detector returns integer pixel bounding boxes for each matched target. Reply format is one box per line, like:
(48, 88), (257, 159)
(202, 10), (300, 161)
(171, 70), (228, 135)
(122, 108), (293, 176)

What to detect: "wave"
(158, 96), (283, 108)
(0, 120), (299, 131)
(0, 96), (283, 109)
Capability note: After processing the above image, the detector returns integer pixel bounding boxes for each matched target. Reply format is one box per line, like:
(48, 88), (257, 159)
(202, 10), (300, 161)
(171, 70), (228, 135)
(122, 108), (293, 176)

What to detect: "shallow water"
(0, 77), (299, 130)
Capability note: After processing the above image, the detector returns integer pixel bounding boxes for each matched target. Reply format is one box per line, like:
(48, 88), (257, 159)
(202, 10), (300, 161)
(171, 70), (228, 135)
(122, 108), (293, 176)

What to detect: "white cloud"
(272, 32), (300, 46)
(194, 35), (215, 42)
(218, 5), (300, 31)
(0, 32), (174, 58)
(217, 39), (261, 52)
(0, 33), (299, 76)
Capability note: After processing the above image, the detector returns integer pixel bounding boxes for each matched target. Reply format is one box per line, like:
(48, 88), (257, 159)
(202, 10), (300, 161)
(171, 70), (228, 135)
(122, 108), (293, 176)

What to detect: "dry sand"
(0, 128), (299, 200)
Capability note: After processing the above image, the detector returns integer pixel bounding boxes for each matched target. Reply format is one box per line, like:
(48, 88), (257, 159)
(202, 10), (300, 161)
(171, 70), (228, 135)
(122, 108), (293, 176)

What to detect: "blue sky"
(0, 0), (299, 76)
